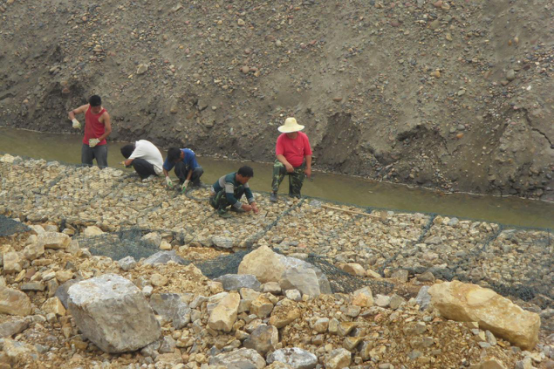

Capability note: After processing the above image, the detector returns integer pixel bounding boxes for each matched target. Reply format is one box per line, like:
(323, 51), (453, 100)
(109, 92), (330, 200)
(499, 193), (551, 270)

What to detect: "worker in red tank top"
(68, 95), (112, 168)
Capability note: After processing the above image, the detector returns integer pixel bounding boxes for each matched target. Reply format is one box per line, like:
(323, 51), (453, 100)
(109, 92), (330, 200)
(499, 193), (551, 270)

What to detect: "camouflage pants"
(209, 186), (245, 210)
(271, 160), (305, 197)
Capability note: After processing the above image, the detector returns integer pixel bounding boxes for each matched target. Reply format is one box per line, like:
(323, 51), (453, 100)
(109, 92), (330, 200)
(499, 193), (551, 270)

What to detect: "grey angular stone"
(215, 274), (261, 292)
(375, 294), (391, 308)
(243, 324), (278, 355)
(68, 274), (161, 353)
(279, 255), (332, 295)
(117, 256), (136, 271)
(149, 293), (191, 329)
(389, 294), (405, 310)
(212, 236), (234, 249)
(209, 348), (266, 369)
(55, 279), (80, 309)
(416, 286), (432, 310)
(285, 289), (302, 302)
(267, 347), (318, 369)
(391, 269), (409, 283)
(0, 319), (29, 338)
(141, 232), (161, 247)
(159, 335), (176, 354)
(20, 282), (45, 292)
(143, 250), (186, 266)
(280, 267), (321, 297)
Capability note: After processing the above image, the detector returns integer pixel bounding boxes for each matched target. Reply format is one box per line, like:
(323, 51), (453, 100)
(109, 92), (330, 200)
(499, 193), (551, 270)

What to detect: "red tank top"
(83, 106), (107, 146)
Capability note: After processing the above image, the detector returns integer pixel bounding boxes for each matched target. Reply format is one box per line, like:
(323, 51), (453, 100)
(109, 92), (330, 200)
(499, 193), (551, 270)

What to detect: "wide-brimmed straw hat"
(278, 117), (305, 133)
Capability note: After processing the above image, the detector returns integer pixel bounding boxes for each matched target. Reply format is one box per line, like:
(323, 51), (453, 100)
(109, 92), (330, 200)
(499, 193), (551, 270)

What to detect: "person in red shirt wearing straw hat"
(68, 95), (112, 168)
(270, 117), (312, 202)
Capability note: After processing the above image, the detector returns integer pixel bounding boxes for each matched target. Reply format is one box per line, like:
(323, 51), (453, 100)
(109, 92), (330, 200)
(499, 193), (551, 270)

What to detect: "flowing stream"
(1, 127), (553, 229)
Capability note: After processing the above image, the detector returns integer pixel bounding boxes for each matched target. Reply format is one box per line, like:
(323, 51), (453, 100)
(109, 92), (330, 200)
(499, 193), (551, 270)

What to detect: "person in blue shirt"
(163, 147), (204, 192)
(209, 166), (260, 218)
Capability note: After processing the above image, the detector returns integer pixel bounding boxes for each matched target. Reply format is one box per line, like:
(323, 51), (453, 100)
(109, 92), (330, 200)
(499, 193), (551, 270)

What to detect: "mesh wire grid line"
(0, 156), (552, 307)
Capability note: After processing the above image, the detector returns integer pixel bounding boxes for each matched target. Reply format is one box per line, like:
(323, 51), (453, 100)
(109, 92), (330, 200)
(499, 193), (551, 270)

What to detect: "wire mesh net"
(0, 214), (30, 237)
(1, 155), (552, 310)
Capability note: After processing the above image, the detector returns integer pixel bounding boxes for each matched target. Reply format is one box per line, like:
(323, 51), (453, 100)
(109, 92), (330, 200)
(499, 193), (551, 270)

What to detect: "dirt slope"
(0, 0), (553, 200)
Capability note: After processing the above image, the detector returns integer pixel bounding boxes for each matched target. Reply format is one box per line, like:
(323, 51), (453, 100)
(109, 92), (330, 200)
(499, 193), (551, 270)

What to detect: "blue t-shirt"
(163, 148), (199, 171)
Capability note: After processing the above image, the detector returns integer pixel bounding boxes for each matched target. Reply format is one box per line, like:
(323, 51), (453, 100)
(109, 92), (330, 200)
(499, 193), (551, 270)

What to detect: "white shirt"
(129, 140), (164, 175)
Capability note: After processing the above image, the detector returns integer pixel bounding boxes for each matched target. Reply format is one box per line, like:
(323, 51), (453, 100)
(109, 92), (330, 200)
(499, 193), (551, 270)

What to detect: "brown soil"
(0, 0), (552, 200)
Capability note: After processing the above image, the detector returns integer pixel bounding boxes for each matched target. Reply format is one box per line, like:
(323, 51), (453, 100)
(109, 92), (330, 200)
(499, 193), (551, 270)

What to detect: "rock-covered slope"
(0, 0), (553, 199)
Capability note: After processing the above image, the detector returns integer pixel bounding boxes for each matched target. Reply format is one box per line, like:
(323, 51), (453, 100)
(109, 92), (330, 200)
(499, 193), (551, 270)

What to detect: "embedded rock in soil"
(215, 274), (261, 291)
(429, 281), (540, 349)
(0, 286), (32, 316)
(149, 293), (191, 329)
(209, 348), (266, 369)
(208, 291), (240, 332)
(68, 274), (161, 353)
(267, 348), (318, 369)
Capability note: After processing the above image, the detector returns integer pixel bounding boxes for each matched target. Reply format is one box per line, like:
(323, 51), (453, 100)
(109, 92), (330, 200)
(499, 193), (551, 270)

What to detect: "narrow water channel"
(1, 127), (553, 229)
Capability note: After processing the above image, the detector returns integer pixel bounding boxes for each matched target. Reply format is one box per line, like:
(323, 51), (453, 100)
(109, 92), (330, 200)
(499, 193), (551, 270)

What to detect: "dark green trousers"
(271, 160), (305, 197)
(209, 186), (245, 211)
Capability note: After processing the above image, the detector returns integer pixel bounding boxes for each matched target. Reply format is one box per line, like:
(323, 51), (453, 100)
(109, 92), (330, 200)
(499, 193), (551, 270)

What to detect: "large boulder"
(238, 246), (285, 283)
(238, 246), (331, 297)
(209, 348), (266, 369)
(0, 286), (32, 316)
(278, 255), (332, 295)
(208, 292), (240, 332)
(67, 274), (161, 353)
(267, 348), (318, 369)
(429, 281), (540, 350)
(280, 266), (320, 297)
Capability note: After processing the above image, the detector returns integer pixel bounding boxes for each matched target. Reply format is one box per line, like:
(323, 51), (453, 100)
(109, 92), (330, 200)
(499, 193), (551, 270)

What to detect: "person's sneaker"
(218, 209), (232, 218)
(270, 192), (278, 203)
(230, 207), (245, 213)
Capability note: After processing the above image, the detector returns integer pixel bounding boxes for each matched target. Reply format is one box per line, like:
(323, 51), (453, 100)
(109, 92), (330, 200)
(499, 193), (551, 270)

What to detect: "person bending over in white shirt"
(120, 140), (164, 180)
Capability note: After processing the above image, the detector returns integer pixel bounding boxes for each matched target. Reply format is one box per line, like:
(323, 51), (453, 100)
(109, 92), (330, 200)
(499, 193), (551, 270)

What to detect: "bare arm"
(123, 158), (134, 166)
(68, 104), (89, 120)
(97, 112), (112, 141)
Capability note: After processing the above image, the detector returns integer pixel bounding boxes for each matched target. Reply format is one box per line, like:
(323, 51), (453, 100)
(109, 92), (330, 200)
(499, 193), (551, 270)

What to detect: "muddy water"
(1, 127), (553, 229)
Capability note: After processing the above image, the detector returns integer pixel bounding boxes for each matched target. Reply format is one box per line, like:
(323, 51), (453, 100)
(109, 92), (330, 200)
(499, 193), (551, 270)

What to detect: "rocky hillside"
(0, 0), (553, 200)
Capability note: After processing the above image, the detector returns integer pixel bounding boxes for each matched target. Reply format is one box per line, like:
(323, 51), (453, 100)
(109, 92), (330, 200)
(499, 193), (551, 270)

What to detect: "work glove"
(165, 177), (173, 188)
(89, 138), (100, 148)
(72, 119), (81, 129)
(181, 180), (190, 193)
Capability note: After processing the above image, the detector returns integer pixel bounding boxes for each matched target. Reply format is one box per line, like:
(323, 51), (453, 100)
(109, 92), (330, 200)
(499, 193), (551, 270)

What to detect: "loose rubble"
(0, 156), (552, 368)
